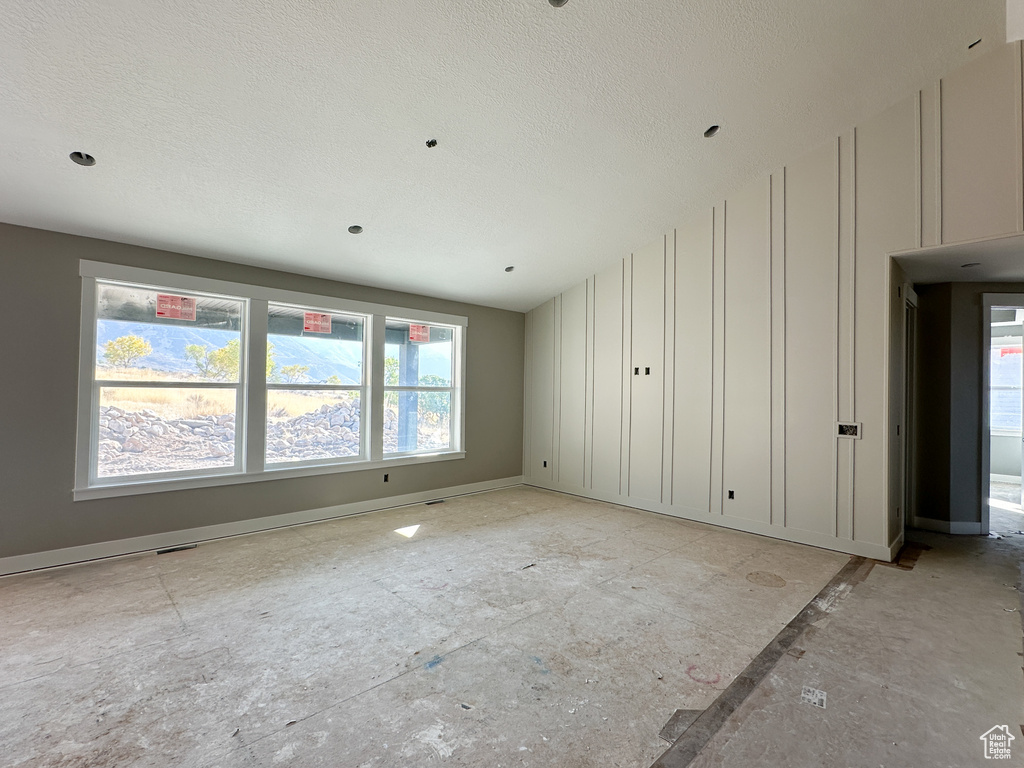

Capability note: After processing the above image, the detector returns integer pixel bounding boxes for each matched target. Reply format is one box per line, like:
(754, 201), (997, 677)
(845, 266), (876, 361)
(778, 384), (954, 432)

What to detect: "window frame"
(86, 279), (250, 488)
(75, 261), (467, 500)
(264, 302), (370, 470)
(382, 316), (461, 458)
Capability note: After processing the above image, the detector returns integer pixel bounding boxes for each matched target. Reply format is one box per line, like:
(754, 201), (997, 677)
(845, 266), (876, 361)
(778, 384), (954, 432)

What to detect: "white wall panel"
(557, 282), (587, 488)
(520, 43), (1024, 562)
(591, 261), (624, 496)
(784, 141), (838, 536)
(527, 300), (555, 482)
(672, 210), (714, 515)
(855, 96), (918, 546)
(628, 238), (666, 502)
(941, 42), (1024, 244)
(721, 179), (772, 524)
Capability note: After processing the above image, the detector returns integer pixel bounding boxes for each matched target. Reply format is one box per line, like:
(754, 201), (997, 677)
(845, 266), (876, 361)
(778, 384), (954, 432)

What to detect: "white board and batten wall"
(523, 42), (1024, 561)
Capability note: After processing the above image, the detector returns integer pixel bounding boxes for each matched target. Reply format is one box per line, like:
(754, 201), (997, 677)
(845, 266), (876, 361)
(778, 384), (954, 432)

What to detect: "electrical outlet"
(543, 460), (548, 468)
(383, 473), (389, 482)
(728, 490), (735, 500)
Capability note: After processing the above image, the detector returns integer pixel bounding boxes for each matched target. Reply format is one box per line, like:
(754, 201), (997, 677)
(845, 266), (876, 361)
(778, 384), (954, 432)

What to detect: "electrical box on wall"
(837, 422), (862, 439)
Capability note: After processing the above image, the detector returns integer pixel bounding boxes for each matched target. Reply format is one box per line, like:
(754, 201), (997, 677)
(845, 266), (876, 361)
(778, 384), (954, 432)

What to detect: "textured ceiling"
(0, 0), (1005, 312)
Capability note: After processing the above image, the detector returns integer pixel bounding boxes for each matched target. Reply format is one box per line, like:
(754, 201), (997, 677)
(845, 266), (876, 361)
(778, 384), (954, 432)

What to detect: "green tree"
(266, 342), (278, 382)
(384, 356), (399, 386)
(103, 334), (152, 368)
(184, 344), (216, 378)
(419, 374), (450, 420)
(185, 339), (277, 381)
(325, 374), (343, 385)
(281, 364), (311, 383)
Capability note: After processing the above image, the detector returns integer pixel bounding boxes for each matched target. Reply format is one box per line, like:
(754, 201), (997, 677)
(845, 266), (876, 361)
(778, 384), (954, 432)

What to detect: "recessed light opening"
(348, 225), (363, 234)
(968, 38), (982, 49)
(961, 262), (980, 268)
(70, 152), (96, 166)
(703, 125), (720, 138)
(549, 0), (568, 6)
(426, 139), (438, 148)
(505, 266), (515, 273)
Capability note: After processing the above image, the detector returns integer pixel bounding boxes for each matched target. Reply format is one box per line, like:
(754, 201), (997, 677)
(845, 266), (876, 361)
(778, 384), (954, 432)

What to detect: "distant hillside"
(96, 320), (450, 384)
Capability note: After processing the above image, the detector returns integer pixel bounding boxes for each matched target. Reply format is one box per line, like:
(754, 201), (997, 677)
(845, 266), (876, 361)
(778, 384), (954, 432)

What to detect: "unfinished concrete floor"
(679, 505), (1024, 768)
(0, 486), (849, 767)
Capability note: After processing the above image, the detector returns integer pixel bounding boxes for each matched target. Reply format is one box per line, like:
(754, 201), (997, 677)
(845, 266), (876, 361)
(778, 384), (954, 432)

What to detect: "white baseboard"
(522, 479), (896, 561)
(991, 473), (1022, 484)
(0, 476), (524, 577)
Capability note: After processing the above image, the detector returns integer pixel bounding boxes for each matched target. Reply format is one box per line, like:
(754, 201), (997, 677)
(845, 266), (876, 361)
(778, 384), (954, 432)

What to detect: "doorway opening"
(987, 302), (1024, 528)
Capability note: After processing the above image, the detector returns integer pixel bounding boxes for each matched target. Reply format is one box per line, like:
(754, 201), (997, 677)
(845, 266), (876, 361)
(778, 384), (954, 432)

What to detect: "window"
(76, 261), (466, 499)
(89, 281), (246, 484)
(991, 313), (1022, 434)
(384, 319), (458, 455)
(266, 304), (367, 466)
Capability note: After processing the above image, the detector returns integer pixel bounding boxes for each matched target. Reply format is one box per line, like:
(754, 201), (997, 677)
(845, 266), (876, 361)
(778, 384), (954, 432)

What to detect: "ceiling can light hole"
(703, 125), (720, 138)
(549, 0), (568, 6)
(961, 262), (980, 268)
(968, 38), (982, 49)
(426, 138), (438, 148)
(505, 266), (515, 273)
(348, 225), (363, 234)
(70, 151), (96, 166)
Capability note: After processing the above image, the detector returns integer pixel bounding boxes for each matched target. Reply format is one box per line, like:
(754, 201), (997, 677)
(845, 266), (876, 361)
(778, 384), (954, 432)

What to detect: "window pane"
(991, 340), (1022, 432)
(266, 390), (361, 464)
(384, 320), (454, 387)
(98, 387), (236, 478)
(384, 390), (451, 454)
(96, 283), (244, 383)
(267, 304), (364, 385)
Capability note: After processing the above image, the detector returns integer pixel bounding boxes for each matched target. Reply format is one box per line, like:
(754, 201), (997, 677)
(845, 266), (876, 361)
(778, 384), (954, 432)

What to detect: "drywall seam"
(0, 476), (525, 577)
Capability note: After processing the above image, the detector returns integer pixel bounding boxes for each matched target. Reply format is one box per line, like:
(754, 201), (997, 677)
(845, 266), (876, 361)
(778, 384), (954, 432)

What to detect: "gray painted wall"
(0, 223), (525, 559)
(913, 282), (1024, 524)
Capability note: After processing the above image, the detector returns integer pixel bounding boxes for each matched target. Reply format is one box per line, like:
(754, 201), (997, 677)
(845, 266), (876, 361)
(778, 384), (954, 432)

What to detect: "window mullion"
(246, 298), (268, 475)
(370, 314), (385, 462)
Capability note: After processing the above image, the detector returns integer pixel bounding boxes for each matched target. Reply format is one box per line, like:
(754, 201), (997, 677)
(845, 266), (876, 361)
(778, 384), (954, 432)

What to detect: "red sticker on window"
(156, 294), (196, 321)
(303, 312), (332, 334)
(409, 324), (430, 342)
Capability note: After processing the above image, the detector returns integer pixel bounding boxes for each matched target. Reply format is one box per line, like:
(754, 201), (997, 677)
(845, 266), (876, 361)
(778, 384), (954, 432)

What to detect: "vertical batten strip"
(552, 295), (562, 483)
(1017, 41), (1024, 231)
(832, 139), (841, 538)
(584, 277), (596, 490)
(936, 78), (944, 244)
(710, 204), (727, 516)
(849, 127), (859, 542)
(619, 256), (632, 496)
(921, 90), (929, 247)
(662, 233), (677, 506)
(770, 171), (787, 528)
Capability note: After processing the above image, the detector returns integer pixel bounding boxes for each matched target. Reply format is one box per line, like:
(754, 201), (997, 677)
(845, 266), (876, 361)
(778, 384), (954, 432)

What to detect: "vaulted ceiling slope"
(0, 1), (1004, 311)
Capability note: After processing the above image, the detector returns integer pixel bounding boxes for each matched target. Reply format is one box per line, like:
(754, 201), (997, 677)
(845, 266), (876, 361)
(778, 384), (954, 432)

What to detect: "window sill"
(73, 451), (466, 501)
